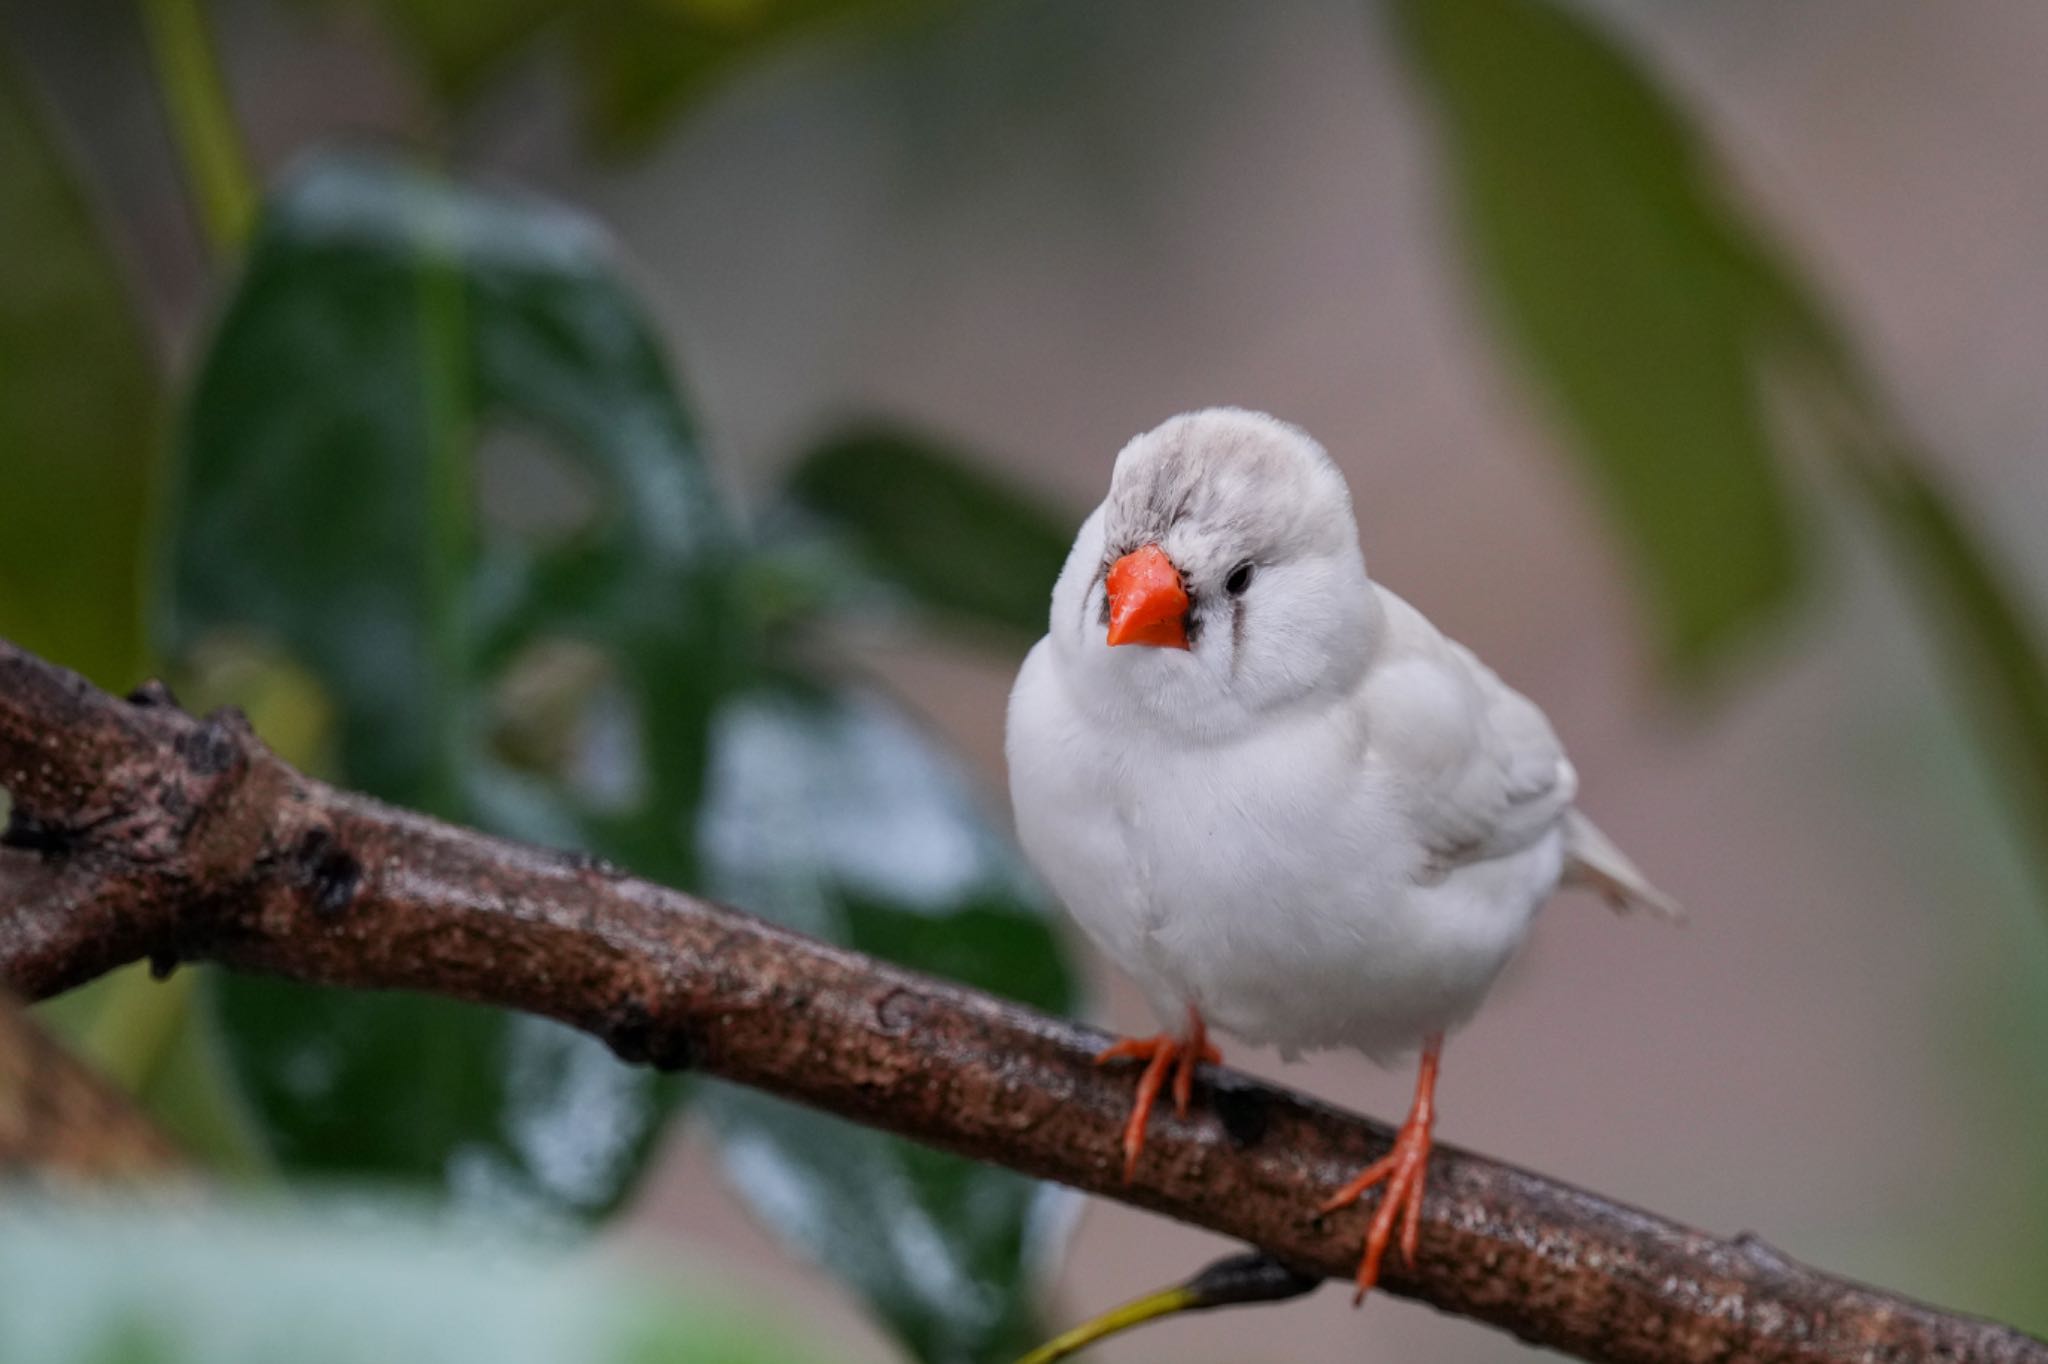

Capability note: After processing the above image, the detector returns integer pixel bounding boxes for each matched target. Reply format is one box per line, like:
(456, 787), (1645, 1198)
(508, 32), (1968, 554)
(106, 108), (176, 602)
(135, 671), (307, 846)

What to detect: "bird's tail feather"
(1562, 811), (1685, 923)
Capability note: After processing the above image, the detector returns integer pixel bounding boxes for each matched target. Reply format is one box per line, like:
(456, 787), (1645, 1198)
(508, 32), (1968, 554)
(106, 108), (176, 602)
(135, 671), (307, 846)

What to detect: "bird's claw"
(1320, 1119), (1431, 1303)
(1094, 1011), (1219, 1180)
(1320, 1037), (1441, 1304)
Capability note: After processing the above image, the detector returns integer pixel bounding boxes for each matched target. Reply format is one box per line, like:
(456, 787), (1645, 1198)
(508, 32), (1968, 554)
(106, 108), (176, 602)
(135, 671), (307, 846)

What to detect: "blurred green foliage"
(0, 50), (159, 691)
(779, 427), (1074, 642)
(4, 0), (2048, 1360)
(693, 680), (1075, 1362)
(165, 153), (728, 1221)
(0, 1197), (825, 1364)
(572, 0), (950, 151)
(288, 0), (954, 150)
(157, 150), (1075, 1360)
(1396, 0), (1807, 676)
(1828, 442), (2048, 914)
(1400, 0), (2048, 904)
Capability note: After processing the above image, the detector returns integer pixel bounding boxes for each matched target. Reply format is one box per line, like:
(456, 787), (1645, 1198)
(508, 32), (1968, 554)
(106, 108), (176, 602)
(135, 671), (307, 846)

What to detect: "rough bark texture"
(0, 636), (2040, 1364)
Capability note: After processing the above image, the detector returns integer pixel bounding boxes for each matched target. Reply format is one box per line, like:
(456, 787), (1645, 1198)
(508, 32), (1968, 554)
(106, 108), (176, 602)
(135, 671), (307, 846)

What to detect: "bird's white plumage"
(1005, 409), (1671, 1064)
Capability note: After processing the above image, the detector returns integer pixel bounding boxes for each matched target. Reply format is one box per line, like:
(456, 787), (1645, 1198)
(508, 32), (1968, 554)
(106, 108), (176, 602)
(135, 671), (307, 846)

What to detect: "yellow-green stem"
(137, 0), (255, 254)
(1013, 1286), (1199, 1364)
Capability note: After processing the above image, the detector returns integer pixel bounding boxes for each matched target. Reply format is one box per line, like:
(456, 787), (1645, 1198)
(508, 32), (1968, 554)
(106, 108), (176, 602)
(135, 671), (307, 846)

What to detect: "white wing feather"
(1359, 588), (1574, 879)
(1359, 587), (1682, 918)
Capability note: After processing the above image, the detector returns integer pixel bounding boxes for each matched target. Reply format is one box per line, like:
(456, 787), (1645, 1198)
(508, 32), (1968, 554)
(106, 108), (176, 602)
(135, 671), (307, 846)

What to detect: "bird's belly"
(1007, 661), (1557, 1060)
(1153, 830), (1558, 1059)
(1099, 742), (1551, 1059)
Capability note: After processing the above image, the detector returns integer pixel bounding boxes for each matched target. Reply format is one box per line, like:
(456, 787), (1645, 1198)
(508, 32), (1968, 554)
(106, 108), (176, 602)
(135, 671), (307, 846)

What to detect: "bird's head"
(1048, 408), (1381, 739)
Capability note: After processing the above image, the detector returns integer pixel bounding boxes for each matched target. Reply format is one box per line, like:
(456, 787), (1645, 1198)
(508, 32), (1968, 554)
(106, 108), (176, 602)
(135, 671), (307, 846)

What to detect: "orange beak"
(1105, 544), (1190, 649)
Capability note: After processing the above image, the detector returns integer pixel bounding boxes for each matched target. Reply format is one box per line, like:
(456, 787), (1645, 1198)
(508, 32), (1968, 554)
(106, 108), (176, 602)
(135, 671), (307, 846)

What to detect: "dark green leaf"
(0, 45), (159, 689)
(162, 151), (739, 1220)
(572, 0), (949, 153)
(696, 678), (1077, 1364)
(779, 425), (1074, 642)
(163, 150), (1082, 1353)
(0, 1197), (823, 1364)
(1394, 0), (1808, 676)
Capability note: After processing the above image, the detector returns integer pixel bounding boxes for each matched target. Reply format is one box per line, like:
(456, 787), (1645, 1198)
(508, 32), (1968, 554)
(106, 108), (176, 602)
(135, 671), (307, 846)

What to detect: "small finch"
(1005, 408), (1679, 1300)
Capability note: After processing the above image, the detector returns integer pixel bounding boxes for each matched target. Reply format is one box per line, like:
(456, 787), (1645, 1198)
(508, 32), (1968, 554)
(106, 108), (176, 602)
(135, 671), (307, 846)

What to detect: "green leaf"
(163, 148), (1083, 1349)
(1399, 0), (2048, 915)
(778, 425), (1074, 642)
(696, 678), (1078, 1364)
(161, 151), (740, 1220)
(1394, 0), (1808, 677)
(0, 45), (159, 690)
(571, 0), (949, 153)
(161, 149), (1081, 1354)
(0, 1197), (826, 1364)
(276, 0), (953, 153)
(1828, 428), (2048, 912)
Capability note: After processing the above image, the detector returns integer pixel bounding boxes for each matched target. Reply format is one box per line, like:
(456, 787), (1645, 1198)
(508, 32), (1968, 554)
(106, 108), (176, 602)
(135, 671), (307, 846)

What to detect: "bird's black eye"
(1225, 561), (1256, 596)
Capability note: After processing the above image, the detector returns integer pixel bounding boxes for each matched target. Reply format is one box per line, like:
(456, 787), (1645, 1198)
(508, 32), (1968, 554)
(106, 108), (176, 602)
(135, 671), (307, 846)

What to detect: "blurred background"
(3, 1), (2047, 1361)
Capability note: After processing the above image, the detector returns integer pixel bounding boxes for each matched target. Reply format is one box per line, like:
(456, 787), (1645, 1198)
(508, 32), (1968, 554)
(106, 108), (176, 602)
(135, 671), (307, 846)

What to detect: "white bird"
(1005, 408), (1679, 1299)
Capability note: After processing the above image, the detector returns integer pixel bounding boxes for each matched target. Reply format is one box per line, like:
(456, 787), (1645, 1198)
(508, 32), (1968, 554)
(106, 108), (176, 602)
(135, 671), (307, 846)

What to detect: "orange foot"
(1319, 1033), (1443, 1304)
(1094, 1006), (1220, 1181)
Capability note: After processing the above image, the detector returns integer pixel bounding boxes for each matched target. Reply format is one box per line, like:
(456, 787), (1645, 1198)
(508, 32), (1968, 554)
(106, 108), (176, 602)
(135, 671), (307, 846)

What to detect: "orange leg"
(1094, 1005), (1221, 1181)
(1319, 1033), (1442, 1304)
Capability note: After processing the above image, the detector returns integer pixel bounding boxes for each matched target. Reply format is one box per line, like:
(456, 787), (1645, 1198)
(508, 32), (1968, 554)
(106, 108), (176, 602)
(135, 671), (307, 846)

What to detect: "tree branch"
(0, 636), (2039, 1364)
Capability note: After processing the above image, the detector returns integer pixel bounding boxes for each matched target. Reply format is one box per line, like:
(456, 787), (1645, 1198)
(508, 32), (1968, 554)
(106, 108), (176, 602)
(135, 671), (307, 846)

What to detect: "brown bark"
(0, 635), (2040, 1364)
(0, 990), (185, 1181)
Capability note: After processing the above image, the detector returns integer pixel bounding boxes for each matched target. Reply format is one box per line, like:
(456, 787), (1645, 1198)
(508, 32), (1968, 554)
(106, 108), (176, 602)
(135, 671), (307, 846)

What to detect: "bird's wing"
(1360, 590), (1576, 881)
